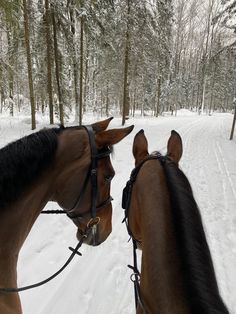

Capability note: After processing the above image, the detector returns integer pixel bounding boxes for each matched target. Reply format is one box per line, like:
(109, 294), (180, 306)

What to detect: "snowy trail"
(0, 112), (235, 313)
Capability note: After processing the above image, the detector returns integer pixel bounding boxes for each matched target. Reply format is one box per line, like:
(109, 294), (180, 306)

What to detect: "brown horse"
(122, 130), (229, 314)
(0, 117), (133, 314)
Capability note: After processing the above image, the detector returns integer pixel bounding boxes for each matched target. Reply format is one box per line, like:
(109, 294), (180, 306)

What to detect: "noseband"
(66, 125), (113, 243)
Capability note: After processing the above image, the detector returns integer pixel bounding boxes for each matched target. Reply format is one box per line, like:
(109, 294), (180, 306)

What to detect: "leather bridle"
(66, 125), (113, 245)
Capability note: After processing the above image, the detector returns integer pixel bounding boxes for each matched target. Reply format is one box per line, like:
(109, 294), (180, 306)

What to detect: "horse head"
(124, 129), (182, 247)
(52, 118), (134, 246)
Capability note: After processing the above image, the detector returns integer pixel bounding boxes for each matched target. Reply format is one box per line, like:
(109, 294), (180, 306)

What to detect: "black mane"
(0, 126), (64, 209)
(162, 157), (229, 314)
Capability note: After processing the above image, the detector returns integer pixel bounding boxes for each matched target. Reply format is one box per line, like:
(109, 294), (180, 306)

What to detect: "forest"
(0, 0), (236, 129)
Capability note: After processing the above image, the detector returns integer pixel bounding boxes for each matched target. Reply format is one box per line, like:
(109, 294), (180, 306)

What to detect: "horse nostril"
(105, 174), (114, 182)
(105, 175), (110, 181)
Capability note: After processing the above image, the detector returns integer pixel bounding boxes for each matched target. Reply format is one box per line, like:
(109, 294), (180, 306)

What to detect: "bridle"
(66, 125), (113, 245)
(122, 152), (167, 314)
(42, 124), (113, 243)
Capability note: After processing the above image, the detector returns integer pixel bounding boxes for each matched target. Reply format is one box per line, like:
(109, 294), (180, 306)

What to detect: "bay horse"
(122, 129), (229, 314)
(0, 117), (133, 314)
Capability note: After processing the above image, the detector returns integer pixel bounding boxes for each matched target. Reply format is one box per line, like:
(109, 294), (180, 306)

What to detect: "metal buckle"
(130, 272), (140, 282)
(86, 217), (101, 228)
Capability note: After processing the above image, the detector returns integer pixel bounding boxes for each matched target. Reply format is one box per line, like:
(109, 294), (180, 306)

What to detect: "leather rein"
(0, 124), (112, 293)
(122, 153), (167, 314)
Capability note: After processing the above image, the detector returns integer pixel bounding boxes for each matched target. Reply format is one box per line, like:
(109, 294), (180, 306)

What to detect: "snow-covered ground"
(0, 110), (235, 314)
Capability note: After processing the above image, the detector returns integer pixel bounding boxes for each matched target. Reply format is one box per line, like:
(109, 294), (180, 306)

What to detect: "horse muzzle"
(76, 218), (112, 246)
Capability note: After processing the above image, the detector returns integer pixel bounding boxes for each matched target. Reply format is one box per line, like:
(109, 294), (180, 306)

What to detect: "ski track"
(0, 112), (235, 313)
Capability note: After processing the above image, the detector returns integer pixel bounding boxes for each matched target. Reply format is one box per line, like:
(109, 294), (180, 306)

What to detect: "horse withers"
(0, 117), (133, 314)
(122, 129), (229, 314)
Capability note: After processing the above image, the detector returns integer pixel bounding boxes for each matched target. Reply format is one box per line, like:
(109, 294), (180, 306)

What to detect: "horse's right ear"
(133, 130), (149, 166)
(92, 117), (114, 133)
(167, 130), (182, 166)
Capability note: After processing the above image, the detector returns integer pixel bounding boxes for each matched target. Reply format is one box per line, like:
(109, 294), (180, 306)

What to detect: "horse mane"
(0, 126), (64, 209)
(161, 156), (229, 314)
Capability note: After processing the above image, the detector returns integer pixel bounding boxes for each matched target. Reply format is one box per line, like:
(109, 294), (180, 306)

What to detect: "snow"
(0, 111), (235, 314)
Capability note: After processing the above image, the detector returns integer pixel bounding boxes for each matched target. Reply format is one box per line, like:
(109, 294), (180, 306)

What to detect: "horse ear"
(91, 117), (114, 133)
(167, 130), (182, 165)
(95, 125), (134, 147)
(133, 129), (149, 166)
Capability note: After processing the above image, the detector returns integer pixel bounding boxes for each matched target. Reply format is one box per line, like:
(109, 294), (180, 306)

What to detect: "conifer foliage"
(0, 0), (235, 127)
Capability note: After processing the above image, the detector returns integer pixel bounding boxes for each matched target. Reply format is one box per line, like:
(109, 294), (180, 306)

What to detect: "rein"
(122, 153), (167, 314)
(0, 221), (96, 293)
(0, 124), (112, 293)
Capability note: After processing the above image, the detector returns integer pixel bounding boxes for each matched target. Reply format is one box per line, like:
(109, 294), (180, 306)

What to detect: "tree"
(3, 1), (21, 116)
(51, 2), (64, 125)
(23, 0), (36, 129)
(122, 0), (131, 125)
(216, 0), (236, 138)
(230, 101), (236, 140)
(79, 14), (84, 125)
(45, 0), (54, 124)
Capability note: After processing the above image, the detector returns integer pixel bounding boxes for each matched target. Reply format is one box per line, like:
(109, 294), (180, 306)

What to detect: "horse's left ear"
(95, 125), (134, 147)
(91, 117), (114, 133)
(133, 129), (149, 166)
(167, 130), (182, 165)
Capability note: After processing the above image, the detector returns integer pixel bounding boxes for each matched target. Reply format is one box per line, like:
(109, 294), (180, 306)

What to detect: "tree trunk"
(230, 106), (236, 140)
(45, 0), (54, 124)
(69, 0), (79, 123)
(73, 60), (79, 121)
(105, 82), (109, 117)
(79, 15), (84, 125)
(92, 57), (97, 111)
(155, 77), (161, 117)
(196, 83), (201, 113)
(51, 4), (64, 125)
(209, 64), (216, 115)
(6, 24), (14, 116)
(132, 85), (136, 117)
(83, 43), (89, 113)
(122, 0), (131, 126)
(200, 0), (214, 115)
(23, 0), (36, 130)
(0, 88), (3, 113)
(201, 75), (206, 114)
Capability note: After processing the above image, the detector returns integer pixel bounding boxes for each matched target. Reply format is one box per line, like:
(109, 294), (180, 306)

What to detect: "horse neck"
(0, 169), (55, 257)
(0, 128), (87, 266)
(133, 161), (190, 314)
(0, 255), (22, 314)
(0, 172), (54, 313)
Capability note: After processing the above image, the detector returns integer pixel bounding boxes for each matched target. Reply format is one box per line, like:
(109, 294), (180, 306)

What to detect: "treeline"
(0, 0), (235, 129)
